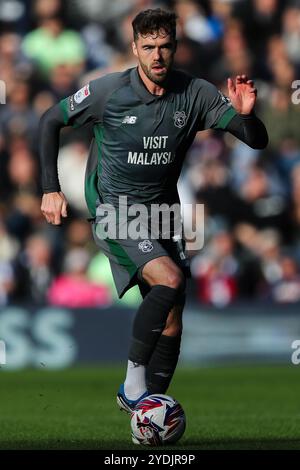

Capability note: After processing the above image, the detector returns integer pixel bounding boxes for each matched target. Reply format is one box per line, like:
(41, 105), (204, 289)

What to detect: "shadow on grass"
(0, 437), (299, 450)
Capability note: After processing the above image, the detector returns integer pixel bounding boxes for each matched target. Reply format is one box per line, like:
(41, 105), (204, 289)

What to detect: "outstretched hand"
(41, 191), (68, 225)
(227, 75), (257, 115)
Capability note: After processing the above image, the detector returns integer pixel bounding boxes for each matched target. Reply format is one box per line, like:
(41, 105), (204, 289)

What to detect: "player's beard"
(140, 58), (172, 85)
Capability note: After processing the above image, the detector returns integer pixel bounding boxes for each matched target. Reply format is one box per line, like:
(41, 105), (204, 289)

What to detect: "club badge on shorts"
(174, 111), (187, 128)
(138, 239), (153, 253)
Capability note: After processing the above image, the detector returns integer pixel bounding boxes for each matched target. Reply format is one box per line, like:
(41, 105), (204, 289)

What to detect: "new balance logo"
(122, 116), (137, 124)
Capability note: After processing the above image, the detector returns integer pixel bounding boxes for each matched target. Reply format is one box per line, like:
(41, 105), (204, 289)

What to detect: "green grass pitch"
(0, 365), (299, 450)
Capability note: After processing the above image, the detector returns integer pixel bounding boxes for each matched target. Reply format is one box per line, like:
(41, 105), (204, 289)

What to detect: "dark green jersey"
(59, 67), (237, 217)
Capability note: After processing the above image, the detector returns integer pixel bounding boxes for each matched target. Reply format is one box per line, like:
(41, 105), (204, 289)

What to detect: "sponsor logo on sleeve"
(74, 84), (90, 104)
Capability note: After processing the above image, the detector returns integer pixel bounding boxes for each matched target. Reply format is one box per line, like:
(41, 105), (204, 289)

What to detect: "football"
(130, 394), (186, 446)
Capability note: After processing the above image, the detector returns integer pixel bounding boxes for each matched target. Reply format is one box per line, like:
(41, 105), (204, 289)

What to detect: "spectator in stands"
(255, 228), (283, 297)
(0, 220), (19, 306)
(233, 0), (283, 57)
(262, 86), (300, 150)
(290, 164), (300, 251)
(0, 80), (40, 152)
(238, 165), (292, 243)
(12, 232), (55, 304)
(191, 229), (238, 307)
(47, 247), (111, 307)
(22, 0), (86, 76)
(270, 255), (300, 303)
(210, 19), (253, 85)
(282, 5), (300, 66)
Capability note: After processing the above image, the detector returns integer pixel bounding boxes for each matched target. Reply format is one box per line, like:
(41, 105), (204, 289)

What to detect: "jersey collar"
(130, 67), (172, 104)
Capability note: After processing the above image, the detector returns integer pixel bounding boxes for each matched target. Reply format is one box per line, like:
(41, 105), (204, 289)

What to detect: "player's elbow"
(247, 132), (269, 150)
(39, 108), (50, 132)
(39, 103), (65, 131)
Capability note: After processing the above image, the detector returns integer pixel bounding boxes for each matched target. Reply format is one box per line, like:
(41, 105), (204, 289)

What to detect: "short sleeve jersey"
(59, 67), (237, 218)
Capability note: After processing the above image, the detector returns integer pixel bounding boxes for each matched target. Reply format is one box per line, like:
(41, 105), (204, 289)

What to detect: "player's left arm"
(224, 74), (268, 149)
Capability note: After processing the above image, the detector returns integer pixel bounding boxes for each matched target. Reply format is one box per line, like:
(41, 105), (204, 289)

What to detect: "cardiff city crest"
(174, 111), (187, 128)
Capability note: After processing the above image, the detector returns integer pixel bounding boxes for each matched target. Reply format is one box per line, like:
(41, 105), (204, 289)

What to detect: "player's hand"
(227, 75), (257, 115)
(41, 191), (68, 225)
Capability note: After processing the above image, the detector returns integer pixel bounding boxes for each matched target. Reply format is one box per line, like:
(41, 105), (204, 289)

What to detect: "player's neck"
(137, 65), (166, 96)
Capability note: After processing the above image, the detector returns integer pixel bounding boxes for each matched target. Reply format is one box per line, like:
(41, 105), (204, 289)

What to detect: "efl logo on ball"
(130, 394), (186, 446)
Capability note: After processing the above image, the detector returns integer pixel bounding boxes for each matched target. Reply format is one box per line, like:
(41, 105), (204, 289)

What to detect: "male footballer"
(39, 9), (268, 413)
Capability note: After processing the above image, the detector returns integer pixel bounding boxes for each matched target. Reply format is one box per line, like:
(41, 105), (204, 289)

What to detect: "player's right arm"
(39, 81), (101, 225)
(39, 73), (122, 224)
(39, 103), (67, 225)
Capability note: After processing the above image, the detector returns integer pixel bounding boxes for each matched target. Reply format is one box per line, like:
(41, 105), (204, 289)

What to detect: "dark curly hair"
(132, 8), (177, 42)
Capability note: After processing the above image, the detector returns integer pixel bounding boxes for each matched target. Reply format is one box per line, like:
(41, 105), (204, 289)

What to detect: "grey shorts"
(91, 206), (191, 298)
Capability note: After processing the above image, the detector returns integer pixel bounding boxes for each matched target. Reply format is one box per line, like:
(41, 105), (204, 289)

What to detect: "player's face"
(132, 31), (177, 85)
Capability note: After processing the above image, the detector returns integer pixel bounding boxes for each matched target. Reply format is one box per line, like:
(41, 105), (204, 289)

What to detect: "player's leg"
(121, 256), (185, 408)
(91, 217), (185, 410)
(139, 260), (186, 395)
(146, 299), (184, 395)
(137, 280), (184, 393)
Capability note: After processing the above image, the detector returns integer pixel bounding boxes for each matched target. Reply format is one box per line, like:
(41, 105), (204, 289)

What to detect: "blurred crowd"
(1, 0), (300, 308)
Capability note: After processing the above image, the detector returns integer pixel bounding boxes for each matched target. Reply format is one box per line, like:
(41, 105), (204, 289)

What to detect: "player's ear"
(132, 41), (138, 58)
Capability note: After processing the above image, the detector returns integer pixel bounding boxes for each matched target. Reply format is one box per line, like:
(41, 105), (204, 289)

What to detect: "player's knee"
(162, 270), (185, 292)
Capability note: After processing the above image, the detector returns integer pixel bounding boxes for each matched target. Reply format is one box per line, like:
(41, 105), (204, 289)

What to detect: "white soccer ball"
(130, 394), (186, 446)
